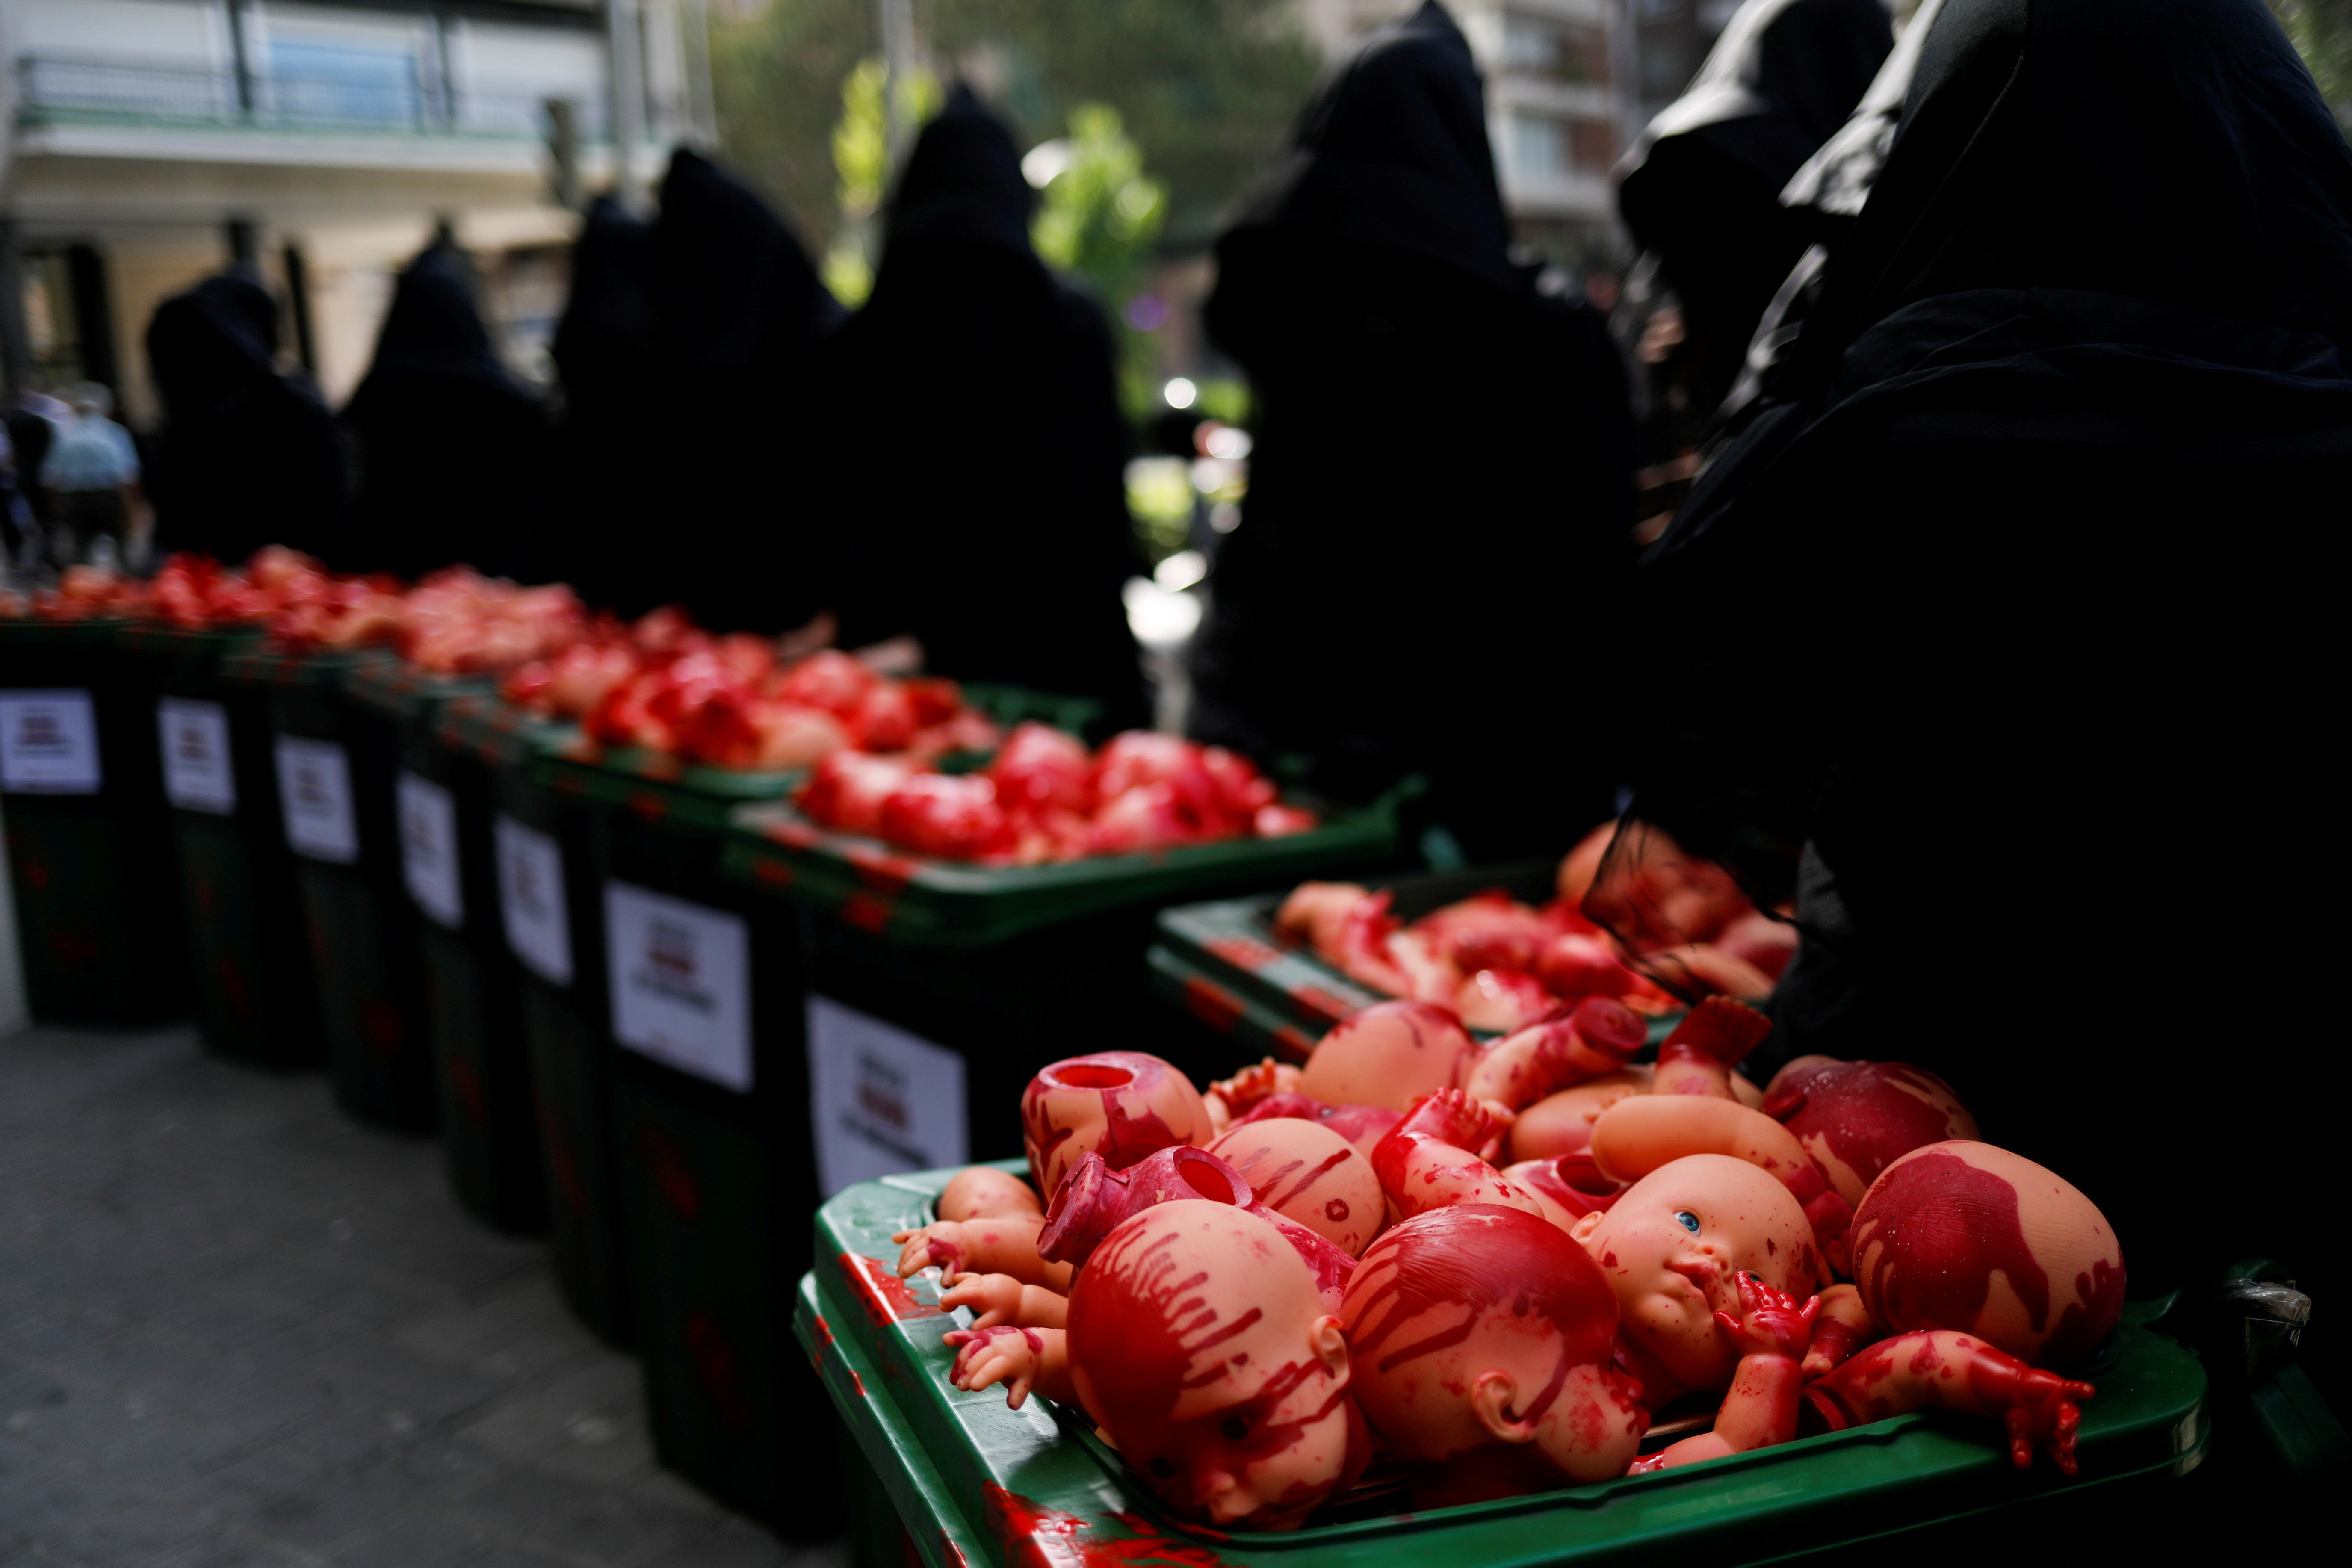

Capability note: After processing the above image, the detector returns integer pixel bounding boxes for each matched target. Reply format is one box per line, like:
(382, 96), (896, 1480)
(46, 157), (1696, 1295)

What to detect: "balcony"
(13, 53), (606, 142)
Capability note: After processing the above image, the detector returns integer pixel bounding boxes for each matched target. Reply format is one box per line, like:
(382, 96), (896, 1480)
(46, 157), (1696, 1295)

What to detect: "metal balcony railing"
(14, 53), (607, 140)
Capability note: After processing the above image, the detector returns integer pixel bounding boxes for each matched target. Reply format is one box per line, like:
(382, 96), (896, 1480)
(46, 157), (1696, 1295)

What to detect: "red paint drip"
(1854, 1151), (2051, 1339)
(843, 1251), (945, 1329)
(1183, 977), (1244, 1035)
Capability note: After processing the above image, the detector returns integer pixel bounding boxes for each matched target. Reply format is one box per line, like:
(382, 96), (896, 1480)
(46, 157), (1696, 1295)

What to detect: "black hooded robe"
(1615, 0), (1894, 428)
(340, 242), (550, 581)
(1189, 1), (1635, 857)
(828, 87), (1149, 731)
(1616, 0), (2352, 1358)
(144, 272), (349, 564)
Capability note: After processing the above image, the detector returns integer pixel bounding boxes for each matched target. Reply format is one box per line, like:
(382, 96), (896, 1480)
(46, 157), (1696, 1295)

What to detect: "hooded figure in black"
(522, 197), (655, 600)
(144, 271), (348, 563)
(630, 148), (843, 631)
(1608, 0), (2352, 1356)
(1615, 0), (1893, 430)
(829, 87), (1149, 729)
(1190, 1), (1634, 857)
(340, 241), (548, 580)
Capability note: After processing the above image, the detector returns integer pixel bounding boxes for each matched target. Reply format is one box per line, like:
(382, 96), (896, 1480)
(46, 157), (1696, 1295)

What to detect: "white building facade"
(0, 0), (712, 425)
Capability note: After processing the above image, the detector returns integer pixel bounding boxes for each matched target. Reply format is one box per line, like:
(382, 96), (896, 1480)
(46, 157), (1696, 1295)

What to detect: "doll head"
(1767, 1060), (1980, 1208)
(1851, 1141), (2124, 1368)
(1299, 1001), (1480, 1113)
(1207, 1116), (1383, 1257)
(1342, 1206), (1643, 1504)
(1068, 1203), (1368, 1530)
(936, 1166), (1042, 1223)
(1022, 1051), (1214, 1200)
(1570, 1154), (1820, 1394)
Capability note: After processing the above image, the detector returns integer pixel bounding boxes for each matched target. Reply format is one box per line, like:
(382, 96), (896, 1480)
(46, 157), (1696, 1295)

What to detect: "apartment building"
(1299, 0), (1732, 263)
(0, 0), (713, 425)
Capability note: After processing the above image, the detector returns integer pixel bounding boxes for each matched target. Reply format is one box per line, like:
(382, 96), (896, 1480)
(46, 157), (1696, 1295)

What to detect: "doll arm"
(1800, 1285), (1877, 1379)
(1803, 1331), (2095, 1476)
(1650, 996), (1773, 1099)
(943, 1326), (1076, 1410)
(1631, 1275), (1818, 1472)
(1204, 1059), (1306, 1132)
(1589, 1095), (1853, 1273)
(1460, 999), (1647, 1117)
(937, 1273), (1069, 1330)
(892, 1214), (1075, 1293)
(1371, 1089), (1554, 1225)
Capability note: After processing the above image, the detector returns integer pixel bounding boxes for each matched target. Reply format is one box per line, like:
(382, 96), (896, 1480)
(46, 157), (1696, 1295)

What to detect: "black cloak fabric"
(144, 272), (349, 563)
(1615, 0), (1893, 422)
(626, 148), (843, 632)
(1190, 1), (1635, 857)
(340, 242), (549, 580)
(1614, 0), (2352, 1342)
(828, 87), (1149, 729)
(528, 196), (657, 600)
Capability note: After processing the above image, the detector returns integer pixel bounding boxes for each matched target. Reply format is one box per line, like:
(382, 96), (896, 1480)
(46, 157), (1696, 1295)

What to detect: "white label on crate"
(397, 771), (462, 930)
(0, 690), (100, 794)
(274, 737), (358, 863)
(807, 997), (968, 1198)
(496, 813), (572, 986)
(156, 698), (235, 814)
(605, 882), (750, 1091)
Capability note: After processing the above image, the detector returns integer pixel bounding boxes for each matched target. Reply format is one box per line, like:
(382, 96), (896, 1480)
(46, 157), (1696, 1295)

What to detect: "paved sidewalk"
(0, 1024), (844, 1568)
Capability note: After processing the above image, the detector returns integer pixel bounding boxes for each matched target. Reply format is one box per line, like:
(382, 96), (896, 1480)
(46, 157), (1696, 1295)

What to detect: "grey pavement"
(0, 1023), (847, 1568)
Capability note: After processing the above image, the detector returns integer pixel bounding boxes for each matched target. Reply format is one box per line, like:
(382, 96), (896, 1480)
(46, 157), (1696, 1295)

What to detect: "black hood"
(1221, 1), (1513, 293)
(353, 242), (511, 389)
(885, 83), (1037, 255)
(1619, 0), (1893, 207)
(145, 272), (281, 420)
(649, 146), (842, 375)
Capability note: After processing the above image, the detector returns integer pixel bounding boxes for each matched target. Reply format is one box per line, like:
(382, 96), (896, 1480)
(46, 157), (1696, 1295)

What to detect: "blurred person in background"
(527, 196), (656, 604)
(340, 239), (549, 580)
(40, 381), (148, 570)
(1606, 0), (2352, 1373)
(630, 148), (843, 633)
(3, 387), (67, 557)
(144, 271), (348, 564)
(827, 86), (1149, 729)
(1615, 0), (1893, 437)
(1188, 1), (1634, 858)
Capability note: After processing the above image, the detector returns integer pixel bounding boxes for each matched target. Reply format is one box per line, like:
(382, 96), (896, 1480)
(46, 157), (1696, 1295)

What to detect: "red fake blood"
(683, 1311), (753, 1431)
(1024, 1057), (1187, 1182)
(1183, 977), (1244, 1035)
(644, 1126), (701, 1223)
(2047, 1256), (2128, 1369)
(842, 1252), (945, 1329)
(1343, 1206), (1615, 1423)
(1206, 935), (1281, 972)
(1778, 1062), (1976, 1191)
(1855, 1150), (2049, 1338)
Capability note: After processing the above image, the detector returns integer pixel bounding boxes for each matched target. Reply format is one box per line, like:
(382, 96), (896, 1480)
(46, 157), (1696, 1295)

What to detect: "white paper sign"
(398, 771), (463, 929)
(605, 882), (751, 1090)
(807, 997), (968, 1196)
(496, 813), (572, 986)
(0, 690), (101, 794)
(157, 698), (236, 814)
(274, 736), (358, 864)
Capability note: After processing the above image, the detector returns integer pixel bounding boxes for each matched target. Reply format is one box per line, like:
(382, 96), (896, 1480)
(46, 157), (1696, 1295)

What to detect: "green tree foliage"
(1031, 105), (1167, 298)
(824, 57), (944, 304)
(709, 0), (875, 244)
(2272, 0), (2352, 128)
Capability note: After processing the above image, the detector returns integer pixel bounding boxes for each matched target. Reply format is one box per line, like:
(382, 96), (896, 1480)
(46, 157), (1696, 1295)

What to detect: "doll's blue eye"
(1675, 1211), (1701, 1234)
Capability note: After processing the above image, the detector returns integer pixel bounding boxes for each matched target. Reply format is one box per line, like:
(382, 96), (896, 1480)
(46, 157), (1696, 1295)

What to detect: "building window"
(266, 38), (422, 127)
(1506, 113), (1568, 182)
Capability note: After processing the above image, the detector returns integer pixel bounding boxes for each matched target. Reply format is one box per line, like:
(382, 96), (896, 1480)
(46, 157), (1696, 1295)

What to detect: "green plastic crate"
(799, 1163), (2212, 1568)
(1, 618), (187, 1024)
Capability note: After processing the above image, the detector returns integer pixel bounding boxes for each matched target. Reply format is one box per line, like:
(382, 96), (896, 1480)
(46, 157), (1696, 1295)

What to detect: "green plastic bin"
(134, 624), (328, 1069)
(540, 739), (831, 1535)
(0, 617), (188, 1024)
(1149, 863), (1684, 1061)
(800, 1161), (2213, 1568)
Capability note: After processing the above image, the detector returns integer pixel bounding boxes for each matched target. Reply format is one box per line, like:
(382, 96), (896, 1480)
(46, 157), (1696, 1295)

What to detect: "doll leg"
(1371, 1090), (1554, 1224)
(1802, 1331), (2095, 1475)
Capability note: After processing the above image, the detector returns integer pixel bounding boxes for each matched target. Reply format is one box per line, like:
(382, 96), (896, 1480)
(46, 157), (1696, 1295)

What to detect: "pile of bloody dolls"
(1276, 820), (1798, 1033)
(893, 998), (2123, 1530)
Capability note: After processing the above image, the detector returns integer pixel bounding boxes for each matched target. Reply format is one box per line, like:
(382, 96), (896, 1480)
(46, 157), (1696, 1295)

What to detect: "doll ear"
(1569, 1210), (1605, 1247)
(1309, 1315), (1349, 1378)
(1471, 1372), (1537, 1443)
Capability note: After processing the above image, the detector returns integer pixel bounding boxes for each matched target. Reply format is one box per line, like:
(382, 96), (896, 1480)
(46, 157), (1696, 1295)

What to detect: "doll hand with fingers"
(938, 1272), (1067, 1331)
(943, 1325), (1073, 1410)
(1713, 1271), (1819, 1361)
